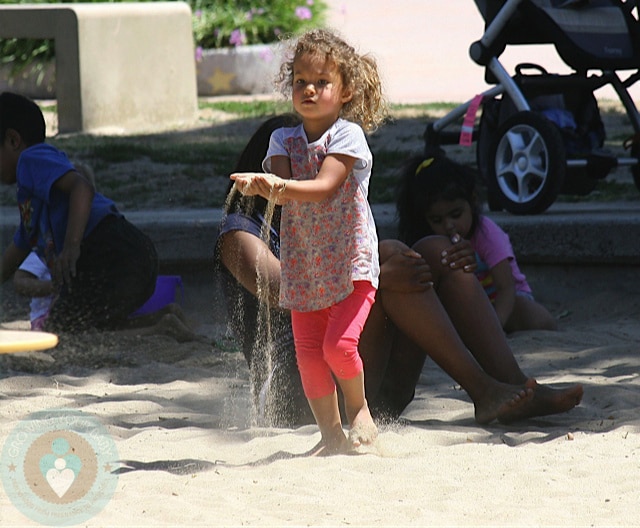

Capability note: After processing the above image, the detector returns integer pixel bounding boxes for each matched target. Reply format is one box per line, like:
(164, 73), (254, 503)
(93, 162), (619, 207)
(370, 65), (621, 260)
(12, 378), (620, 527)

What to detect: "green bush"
(191, 0), (326, 51)
(0, 0), (327, 74)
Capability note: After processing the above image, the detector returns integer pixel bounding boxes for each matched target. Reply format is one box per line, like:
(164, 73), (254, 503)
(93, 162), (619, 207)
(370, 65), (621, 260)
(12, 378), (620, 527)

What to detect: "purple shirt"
(470, 216), (531, 294)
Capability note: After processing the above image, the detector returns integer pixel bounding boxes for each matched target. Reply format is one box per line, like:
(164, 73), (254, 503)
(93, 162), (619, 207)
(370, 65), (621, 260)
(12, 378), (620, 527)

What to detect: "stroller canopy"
(475, 0), (639, 71)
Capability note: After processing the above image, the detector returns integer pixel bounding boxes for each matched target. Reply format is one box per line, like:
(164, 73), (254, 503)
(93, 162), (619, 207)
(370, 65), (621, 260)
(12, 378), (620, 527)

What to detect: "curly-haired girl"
(231, 28), (388, 454)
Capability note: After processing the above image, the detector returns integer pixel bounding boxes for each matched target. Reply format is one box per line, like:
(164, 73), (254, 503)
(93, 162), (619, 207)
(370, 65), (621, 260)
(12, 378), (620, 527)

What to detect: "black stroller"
(424, 0), (640, 214)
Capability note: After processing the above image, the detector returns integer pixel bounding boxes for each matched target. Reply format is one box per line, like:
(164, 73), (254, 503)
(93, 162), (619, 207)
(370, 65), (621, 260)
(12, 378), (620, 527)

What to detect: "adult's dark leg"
(359, 295), (425, 419)
(362, 239), (533, 424)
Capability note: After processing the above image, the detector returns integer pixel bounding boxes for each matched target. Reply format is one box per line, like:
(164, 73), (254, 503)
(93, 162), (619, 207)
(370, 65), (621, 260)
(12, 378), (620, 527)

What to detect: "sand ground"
(1, 263), (640, 526)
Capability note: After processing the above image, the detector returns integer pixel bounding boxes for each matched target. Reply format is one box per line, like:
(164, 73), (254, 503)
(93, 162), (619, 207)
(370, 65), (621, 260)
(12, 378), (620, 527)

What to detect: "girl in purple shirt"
(397, 153), (558, 333)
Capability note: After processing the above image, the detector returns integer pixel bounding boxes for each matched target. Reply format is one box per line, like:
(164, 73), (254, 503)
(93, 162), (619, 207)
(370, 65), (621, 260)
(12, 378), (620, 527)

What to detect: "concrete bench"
(0, 2), (198, 133)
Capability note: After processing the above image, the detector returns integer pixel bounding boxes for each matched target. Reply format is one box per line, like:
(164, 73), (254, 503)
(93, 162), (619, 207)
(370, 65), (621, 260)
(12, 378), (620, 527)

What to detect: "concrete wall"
(0, 3), (198, 133)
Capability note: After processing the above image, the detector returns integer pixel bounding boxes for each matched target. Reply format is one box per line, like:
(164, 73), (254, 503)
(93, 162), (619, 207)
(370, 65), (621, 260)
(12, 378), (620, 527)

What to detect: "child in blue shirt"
(0, 91), (158, 333)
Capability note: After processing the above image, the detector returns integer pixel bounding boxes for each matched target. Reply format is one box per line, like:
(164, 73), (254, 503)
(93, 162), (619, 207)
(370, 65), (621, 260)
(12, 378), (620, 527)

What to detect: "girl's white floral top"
(264, 118), (379, 312)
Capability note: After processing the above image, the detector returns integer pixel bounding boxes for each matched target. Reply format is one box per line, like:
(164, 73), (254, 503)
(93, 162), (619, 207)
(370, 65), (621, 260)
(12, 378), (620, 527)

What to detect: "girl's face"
(291, 54), (352, 129)
(424, 198), (474, 239)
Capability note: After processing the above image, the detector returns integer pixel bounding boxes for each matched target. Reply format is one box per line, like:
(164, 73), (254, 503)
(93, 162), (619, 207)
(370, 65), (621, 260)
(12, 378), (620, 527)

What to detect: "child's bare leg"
(116, 313), (199, 342)
(162, 303), (192, 326)
(504, 296), (558, 333)
(337, 372), (378, 447)
(412, 236), (529, 384)
(307, 391), (349, 454)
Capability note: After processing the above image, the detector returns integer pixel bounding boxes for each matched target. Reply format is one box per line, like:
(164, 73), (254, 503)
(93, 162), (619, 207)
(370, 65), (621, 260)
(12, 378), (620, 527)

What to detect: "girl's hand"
(440, 233), (477, 273)
(230, 172), (288, 203)
(230, 172), (261, 196)
(54, 243), (81, 290)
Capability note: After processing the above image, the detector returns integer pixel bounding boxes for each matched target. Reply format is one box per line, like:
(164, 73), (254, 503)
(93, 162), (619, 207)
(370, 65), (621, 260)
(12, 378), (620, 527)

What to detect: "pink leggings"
(291, 281), (376, 400)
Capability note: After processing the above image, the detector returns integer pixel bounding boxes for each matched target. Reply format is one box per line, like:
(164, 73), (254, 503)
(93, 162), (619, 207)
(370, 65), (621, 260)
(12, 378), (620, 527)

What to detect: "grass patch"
(50, 136), (242, 166)
(390, 102), (460, 113)
(199, 99), (292, 117)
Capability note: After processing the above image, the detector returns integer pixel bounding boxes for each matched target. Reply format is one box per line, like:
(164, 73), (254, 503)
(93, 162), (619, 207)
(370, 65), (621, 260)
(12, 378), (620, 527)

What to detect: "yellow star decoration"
(207, 68), (236, 94)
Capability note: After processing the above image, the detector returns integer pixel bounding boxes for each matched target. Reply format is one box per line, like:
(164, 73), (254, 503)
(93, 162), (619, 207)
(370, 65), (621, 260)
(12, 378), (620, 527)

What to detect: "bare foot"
(311, 431), (351, 456)
(162, 303), (191, 326)
(497, 380), (584, 424)
(154, 313), (199, 343)
(474, 379), (535, 425)
(307, 440), (329, 457)
(348, 405), (378, 447)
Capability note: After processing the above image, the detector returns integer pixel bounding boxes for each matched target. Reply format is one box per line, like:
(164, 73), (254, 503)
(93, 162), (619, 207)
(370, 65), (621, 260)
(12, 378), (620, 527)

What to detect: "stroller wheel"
(488, 111), (566, 215)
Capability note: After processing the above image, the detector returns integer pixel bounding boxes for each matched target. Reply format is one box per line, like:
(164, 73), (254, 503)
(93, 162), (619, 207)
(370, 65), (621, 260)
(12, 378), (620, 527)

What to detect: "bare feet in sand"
(474, 380), (535, 425)
(348, 403), (378, 448)
(308, 404), (379, 457)
(497, 379), (584, 424)
(312, 426), (351, 456)
(153, 313), (200, 343)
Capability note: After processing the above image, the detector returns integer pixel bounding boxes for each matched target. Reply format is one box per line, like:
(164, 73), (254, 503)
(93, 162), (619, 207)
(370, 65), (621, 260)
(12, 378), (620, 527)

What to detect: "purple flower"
(260, 48), (274, 62)
(195, 46), (203, 62)
(247, 7), (266, 20)
(195, 9), (202, 18)
(229, 29), (247, 47)
(307, 0), (314, 5)
(295, 6), (312, 20)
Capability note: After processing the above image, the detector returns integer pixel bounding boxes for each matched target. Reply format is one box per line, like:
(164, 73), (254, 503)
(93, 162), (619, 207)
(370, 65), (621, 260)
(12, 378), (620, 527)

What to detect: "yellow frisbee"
(0, 330), (59, 354)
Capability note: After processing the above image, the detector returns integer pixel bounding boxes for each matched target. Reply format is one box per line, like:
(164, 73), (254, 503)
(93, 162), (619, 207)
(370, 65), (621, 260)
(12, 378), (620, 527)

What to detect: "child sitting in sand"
(13, 249), (199, 342)
(10, 157), (198, 342)
(0, 91), (159, 334)
(396, 151), (558, 333)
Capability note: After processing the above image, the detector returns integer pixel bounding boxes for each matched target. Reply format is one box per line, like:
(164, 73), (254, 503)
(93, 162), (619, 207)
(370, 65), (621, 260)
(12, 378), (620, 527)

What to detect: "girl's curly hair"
(275, 28), (388, 133)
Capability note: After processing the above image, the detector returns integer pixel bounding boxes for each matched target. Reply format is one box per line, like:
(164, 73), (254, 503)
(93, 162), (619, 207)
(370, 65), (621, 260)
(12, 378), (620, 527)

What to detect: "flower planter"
(196, 43), (280, 96)
(0, 43), (280, 99)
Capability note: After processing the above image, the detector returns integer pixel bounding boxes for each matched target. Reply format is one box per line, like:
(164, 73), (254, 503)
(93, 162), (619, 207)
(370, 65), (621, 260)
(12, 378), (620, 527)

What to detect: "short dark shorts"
(45, 215), (158, 333)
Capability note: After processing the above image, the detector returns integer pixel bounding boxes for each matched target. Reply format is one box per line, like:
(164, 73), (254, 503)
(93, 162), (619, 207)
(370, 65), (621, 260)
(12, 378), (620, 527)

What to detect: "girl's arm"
(218, 229), (281, 308)
(232, 153), (356, 204)
(0, 243), (29, 284)
(280, 154), (356, 203)
(489, 259), (517, 328)
(51, 170), (95, 286)
(13, 269), (56, 298)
